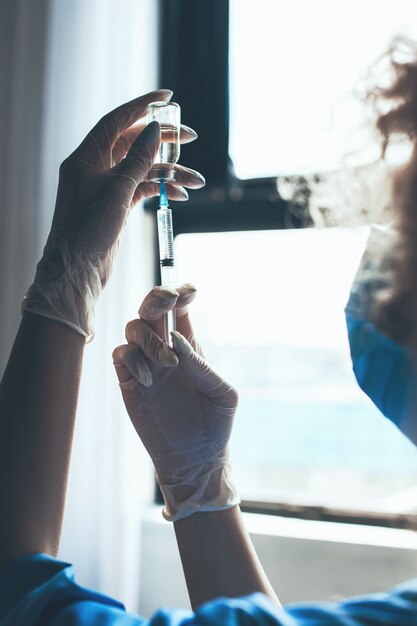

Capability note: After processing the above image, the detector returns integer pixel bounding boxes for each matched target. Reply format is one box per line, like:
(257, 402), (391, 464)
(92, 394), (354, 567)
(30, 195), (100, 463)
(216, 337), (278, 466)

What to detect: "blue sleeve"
(2, 553), (417, 626)
(0, 553), (133, 625)
(152, 585), (417, 626)
(284, 579), (417, 625)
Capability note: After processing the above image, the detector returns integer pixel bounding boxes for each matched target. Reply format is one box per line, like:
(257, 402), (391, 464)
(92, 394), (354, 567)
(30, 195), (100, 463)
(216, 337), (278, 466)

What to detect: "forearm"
(174, 506), (279, 609)
(0, 312), (84, 565)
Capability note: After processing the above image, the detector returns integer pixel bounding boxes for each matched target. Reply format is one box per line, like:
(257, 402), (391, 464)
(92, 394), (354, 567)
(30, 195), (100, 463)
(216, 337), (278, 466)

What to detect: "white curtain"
(0, 0), (159, 611)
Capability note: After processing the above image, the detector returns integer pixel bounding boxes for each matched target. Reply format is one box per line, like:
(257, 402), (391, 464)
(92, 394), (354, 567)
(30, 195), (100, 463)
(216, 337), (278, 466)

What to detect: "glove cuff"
(21, 234), (103, 341)
(157, 459), (240, 522)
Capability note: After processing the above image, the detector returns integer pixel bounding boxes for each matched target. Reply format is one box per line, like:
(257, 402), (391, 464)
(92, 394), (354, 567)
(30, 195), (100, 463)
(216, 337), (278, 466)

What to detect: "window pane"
(176, 228), (417, 513)
(229, 0), (417, 178)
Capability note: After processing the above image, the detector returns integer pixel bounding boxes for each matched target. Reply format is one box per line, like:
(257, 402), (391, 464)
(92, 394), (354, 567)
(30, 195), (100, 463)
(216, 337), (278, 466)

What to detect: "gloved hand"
(112, 285), (240, 521)
(22, 90), (205, 340)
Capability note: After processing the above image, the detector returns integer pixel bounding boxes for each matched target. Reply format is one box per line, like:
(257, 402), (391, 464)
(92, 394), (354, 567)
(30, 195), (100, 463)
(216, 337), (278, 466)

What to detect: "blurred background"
(2, 0), (417, 616)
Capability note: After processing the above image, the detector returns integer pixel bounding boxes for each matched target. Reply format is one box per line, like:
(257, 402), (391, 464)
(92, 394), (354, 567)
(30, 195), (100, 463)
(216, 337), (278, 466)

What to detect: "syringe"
(157, 180), (176, 345)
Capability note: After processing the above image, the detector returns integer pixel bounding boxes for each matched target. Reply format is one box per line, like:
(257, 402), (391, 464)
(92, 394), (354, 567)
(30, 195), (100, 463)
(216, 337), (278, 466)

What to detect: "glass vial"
(146, 101), (181, 181)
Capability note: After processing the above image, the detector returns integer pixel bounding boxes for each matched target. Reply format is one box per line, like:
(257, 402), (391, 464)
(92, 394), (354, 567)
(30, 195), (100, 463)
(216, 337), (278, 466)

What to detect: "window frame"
(148, 0), (417, 530)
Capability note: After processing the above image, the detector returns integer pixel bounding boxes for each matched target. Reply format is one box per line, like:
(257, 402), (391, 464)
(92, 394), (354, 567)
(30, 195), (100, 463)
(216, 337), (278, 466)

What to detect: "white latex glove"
(112, 285), (240, 521)
(22, 90), (205, 340)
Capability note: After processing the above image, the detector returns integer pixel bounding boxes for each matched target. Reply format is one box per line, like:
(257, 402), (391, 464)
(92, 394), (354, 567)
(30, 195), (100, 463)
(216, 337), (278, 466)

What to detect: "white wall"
(0, 0), (160, 612)
(0, 0), (51, 364)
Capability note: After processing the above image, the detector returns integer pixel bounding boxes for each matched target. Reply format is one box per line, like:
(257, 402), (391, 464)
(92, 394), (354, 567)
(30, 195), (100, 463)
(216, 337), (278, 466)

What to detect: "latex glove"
(112, 285), (240, 521)
(22, 90), (205, 340)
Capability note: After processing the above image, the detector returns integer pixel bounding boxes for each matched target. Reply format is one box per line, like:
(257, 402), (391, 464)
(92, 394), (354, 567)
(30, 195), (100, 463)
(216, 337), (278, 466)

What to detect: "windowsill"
(143, 504), (417, 549)
(139, 504), (417, 616)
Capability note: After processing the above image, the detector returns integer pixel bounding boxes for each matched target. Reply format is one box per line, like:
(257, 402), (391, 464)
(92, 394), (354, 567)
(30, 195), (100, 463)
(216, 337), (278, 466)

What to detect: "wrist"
(157, 459), (240, 522)
(21, 234), (102, 341)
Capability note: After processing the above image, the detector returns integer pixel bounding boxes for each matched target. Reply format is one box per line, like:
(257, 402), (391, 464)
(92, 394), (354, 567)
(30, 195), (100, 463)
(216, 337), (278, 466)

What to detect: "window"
(229, 0), (417, 178)
(156, 0), (417, 526)
(176, 228), (417, 519)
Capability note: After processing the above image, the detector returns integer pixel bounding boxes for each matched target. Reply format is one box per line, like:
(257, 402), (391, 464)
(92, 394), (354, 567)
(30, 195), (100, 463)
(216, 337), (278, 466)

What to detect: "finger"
(113, 343), (153, 387)
(112, 123), (199, 164)
(112, 124), (198, 165)
(112, 126), (144, 164)
(174, 284), (197, 341)
(133, 166), (205, 204)
(133, 182), (189, 205)
(180, 125), (199, 144)
(171, 332), (238, 408)
(138, 283), (197, 345)
(120, 123), (198, 152)
(75, 89), (172, 158)
(138, 286), (179, 339)
(176, 283), (197, 310)
(138, 284), (197, 340)
(113, 344), (139, 393)
(139, 285), (179, 321)
(171, 164), (206, 188)
(111, 121), (160, 190)
(125, 318), (178, 367)
(113, 348), (132, 382)
(137, 283), (200, 352)
(134, 164), (205, 193)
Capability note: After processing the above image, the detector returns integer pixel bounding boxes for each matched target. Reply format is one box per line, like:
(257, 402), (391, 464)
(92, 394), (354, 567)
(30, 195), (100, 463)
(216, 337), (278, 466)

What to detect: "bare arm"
(0, 314), (84, 564)
(0, 91), (203, 568)
(174, 506), (279, 609)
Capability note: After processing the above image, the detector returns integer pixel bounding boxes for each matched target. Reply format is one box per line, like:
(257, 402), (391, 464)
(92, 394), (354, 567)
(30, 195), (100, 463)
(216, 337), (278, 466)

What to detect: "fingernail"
(159, 344), (179, 367)
(140, 287), (179, 321)
(136, 356), (153, 387)
(180, 283), (197, 294)
(120, 349), (140, 379)
(177, 189), (189, 201)
(182, 124), (198, 138)
(190, 169), (206, 185)
(149, 89), (173, 98)
(113, 362), (125, 383)
(155, 286), (179, 299)
(171, 331), (194, 357)
(145, 120), (160, 138)
(120, 349), (153, 387)
(119, 378), (138, 392)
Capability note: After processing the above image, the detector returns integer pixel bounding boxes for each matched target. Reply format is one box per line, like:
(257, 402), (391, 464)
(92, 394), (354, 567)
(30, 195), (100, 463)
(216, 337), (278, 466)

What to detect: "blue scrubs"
(1, 554), (417, 626)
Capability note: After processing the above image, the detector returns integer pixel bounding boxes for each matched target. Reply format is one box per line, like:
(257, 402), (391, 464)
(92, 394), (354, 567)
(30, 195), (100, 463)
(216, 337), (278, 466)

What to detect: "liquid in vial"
(159, 124), (180, 165)
(146, 101), (181, 181)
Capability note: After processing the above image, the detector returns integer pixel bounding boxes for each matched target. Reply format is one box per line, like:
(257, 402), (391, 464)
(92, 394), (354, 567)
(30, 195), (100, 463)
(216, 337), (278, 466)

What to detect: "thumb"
(171, 331), (238, 408)
(112, 121), (160, 190)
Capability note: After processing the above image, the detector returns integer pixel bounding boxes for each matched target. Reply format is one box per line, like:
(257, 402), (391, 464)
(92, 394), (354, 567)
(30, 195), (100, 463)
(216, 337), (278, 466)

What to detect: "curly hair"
(366, 37), (417, 352)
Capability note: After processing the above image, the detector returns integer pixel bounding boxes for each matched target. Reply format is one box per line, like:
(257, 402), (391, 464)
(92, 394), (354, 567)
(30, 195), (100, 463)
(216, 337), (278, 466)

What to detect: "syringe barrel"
(157, 207), (174, 264)
(160, 266), (176, 345)
(157, 207), (176, 346)
(161, 264), (175, 286)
